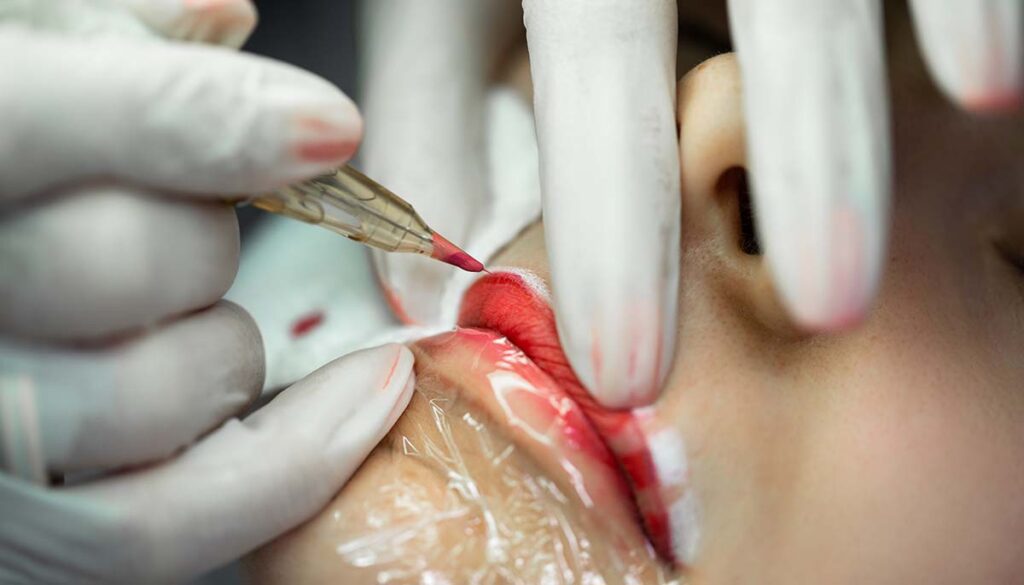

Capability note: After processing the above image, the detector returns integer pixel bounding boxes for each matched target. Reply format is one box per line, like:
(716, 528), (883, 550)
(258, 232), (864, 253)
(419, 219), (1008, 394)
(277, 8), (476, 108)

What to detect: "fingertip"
(186, 0), (258, 48)
(557, 292), (674, 410)
(784, 290), (873, 334)
(1, 35), (370, 197)
(215, 300), (267, 397)
(381, 361), (416, 435)
(768, 204), (885, 334)
(908, 0), (1021, 116)
(320, 344), (414, 472)
(215, 0), (259, 48)
(731, 0), (890, 337)
(278, 86), (364, 180)
(928, 72), (1023, 116)
(291, 105), (362, 167)
(960, 90), (1023, 115)
(122, 0), (259, 48)
(563, 345), (664, 411)
(528, 0), (680, 410)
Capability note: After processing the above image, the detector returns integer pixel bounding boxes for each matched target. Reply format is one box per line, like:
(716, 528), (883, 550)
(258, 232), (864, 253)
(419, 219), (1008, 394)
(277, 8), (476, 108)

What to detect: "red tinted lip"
(457, 269), (676, 562)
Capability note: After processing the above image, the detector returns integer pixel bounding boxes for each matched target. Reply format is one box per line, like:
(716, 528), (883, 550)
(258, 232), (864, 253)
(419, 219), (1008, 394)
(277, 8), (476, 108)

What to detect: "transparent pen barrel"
(253, 166), (434, 255)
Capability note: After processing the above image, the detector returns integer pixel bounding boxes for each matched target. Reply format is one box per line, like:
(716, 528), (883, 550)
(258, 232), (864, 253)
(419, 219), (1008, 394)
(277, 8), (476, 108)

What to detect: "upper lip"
(457, 270), (596, 410)
(456, 269), (675, 563)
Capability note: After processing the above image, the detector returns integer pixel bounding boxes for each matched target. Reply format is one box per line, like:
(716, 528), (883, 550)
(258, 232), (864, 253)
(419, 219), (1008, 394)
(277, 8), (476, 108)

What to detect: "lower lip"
(412, 327), (657, 559)
(457, 270), (680, 563)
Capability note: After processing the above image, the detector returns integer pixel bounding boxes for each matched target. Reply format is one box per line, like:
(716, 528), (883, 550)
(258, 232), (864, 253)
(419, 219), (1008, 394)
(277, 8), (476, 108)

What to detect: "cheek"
(653, 318), (1024, 582)
(790, 369), (1024, 581)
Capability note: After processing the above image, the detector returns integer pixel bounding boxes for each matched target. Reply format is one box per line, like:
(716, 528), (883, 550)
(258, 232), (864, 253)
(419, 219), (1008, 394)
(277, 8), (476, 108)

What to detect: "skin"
(248, 4), (1024, 583)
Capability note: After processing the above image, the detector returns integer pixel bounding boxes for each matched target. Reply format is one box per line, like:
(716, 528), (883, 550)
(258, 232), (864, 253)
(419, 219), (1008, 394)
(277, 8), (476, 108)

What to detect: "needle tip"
(431, 232), (485, 273)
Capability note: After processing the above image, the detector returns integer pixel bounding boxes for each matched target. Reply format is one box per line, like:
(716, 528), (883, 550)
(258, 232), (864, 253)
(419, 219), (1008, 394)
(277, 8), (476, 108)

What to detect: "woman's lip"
(456, 269), (679, 563)
(412, 328), (654, 560)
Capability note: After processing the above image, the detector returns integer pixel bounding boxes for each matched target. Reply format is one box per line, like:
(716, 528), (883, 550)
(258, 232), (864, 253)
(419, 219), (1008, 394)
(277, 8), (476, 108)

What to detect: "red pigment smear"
(380, 351), (402, 391)
(964, 90), (1023, 114)
(381, 284), (417, 326)
(294, 116), (358, 162)
(430, 232), (485, 272)
(290, 310), (325, 338)
(295, 140), (357, 163)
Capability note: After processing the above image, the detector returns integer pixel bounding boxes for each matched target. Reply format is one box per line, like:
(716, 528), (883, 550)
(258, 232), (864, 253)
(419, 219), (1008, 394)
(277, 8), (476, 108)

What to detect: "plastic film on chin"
(246, 385), (676, 584)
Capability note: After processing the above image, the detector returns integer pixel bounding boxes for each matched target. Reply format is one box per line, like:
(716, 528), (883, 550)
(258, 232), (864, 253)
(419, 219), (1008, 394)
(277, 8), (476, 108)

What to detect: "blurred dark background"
(246, 0), (359, 96)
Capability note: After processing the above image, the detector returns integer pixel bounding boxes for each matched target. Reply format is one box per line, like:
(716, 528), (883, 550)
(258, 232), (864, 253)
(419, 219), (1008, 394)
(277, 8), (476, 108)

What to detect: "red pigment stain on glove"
(291, 310), (326, 338)
(964, 90), (1023, 114)
(381, 285), (417, 325)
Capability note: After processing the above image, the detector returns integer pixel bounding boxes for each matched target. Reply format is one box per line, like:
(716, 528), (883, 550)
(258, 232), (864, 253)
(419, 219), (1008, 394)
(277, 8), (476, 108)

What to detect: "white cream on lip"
(643, 420), (702, 566)
(482, 267), (552, 303)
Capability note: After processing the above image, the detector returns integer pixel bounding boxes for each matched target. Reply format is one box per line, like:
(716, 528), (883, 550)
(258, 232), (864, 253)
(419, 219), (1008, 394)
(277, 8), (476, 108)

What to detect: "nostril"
(736, 172), (760, 256)
(716, 166), (761, 255)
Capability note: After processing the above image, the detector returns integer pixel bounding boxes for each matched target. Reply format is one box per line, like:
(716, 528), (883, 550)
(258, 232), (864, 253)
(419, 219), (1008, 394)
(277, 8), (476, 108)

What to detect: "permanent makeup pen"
(244, 165), (485, 273)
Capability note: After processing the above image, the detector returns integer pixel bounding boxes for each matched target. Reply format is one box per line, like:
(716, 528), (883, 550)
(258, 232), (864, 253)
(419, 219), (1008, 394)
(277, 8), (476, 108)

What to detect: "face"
(247, 6), (1024, 584)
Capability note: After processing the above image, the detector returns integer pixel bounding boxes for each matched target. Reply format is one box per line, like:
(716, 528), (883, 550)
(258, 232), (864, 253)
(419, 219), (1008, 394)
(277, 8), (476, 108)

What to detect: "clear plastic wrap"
(246, 346), (680, 584)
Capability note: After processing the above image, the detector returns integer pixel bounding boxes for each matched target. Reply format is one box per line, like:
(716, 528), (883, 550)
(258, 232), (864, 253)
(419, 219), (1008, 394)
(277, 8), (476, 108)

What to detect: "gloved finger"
(0, 301), (263, 473)
(0, 186), (239, 341)
(728, 0), (891, 330)
(111, 0), (259, 48)
(908, 0), (1022, 113)
(0, 28), (362, 201)
(0, 344), (414, 584)
(0, 0), (153, 39)
(359, 0), (519, 326)
(523, 0), (680, 408)
(1, 0), (254, 47)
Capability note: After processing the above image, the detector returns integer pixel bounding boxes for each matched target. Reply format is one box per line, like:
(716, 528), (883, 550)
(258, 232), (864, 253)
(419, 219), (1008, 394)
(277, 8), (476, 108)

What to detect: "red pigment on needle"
(290, 310), (325, 338)
(430, 232), (485, 272)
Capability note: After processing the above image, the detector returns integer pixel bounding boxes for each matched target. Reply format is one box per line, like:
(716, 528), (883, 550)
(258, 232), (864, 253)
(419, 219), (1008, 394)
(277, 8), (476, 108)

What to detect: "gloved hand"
(227, 0), (545, 390)
(358, 0), (527, 326)
(523, 0), (681, 410)
(0, 1), (413, 582)
(522, 0), (1022, 408)
(727, 0), (1020, 331)
(0, 342), (414, 584)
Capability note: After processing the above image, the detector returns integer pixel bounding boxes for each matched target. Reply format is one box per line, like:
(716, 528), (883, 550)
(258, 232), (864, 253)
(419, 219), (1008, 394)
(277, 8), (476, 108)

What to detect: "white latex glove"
(0, 1), (413, 581)
(524, 0), (1022, 409)
(523, 0), (681, 409)
(358, 0), (526, 326)
(728, 0), (1021, 333)
(0, 342), (415, 583)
